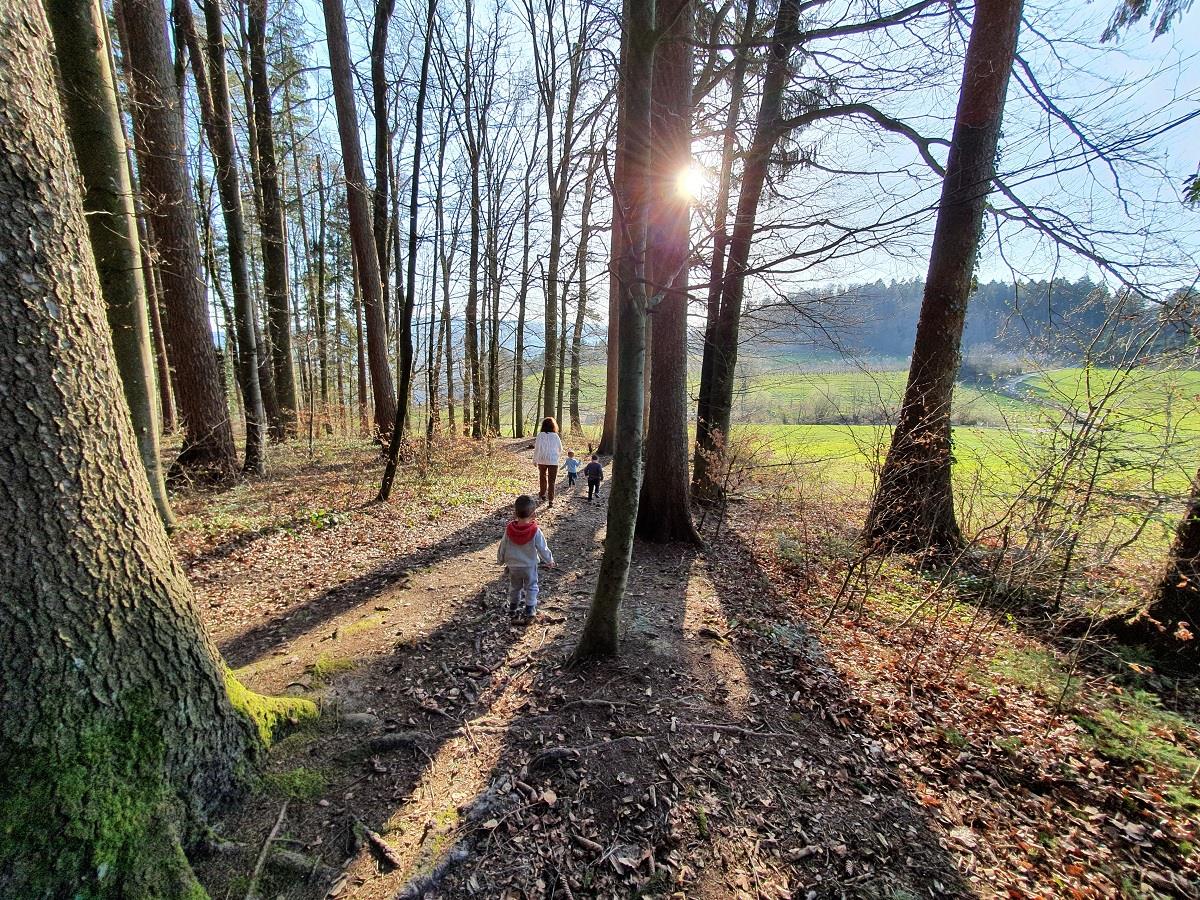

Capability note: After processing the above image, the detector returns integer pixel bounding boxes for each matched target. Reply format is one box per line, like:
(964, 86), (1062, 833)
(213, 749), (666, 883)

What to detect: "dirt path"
(190, 441), (964, 899)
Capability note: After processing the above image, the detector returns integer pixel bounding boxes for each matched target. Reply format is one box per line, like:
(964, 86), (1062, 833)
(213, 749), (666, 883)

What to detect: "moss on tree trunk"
(0, 7), (314, 892)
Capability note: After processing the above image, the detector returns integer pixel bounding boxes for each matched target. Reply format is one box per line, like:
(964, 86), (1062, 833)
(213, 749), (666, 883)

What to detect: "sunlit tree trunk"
(371, 0), (396, 324)
(46, 0), (174, 527)
(637, 0), (699, 544)
(863, 0), (1023, 553)
(117, 0), (237, 479)
(572, 0), (655, 662)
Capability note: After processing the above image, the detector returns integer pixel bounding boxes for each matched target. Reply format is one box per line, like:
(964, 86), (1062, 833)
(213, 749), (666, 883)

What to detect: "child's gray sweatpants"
(507, 566), (539, 613)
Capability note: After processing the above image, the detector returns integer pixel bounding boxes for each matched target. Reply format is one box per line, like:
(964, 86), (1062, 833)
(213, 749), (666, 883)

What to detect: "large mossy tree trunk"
(692, 0), (801, 503)
(323, 0), (397, 441)
(117, 0), (237, 480)
(249, 0), (299, 438)
(45, 0), (175, 529)
(862, 0), (1023, 554)
(571, 0), (655, 663)
(0, 8), (313, 891)
(636, 0), (700, 545)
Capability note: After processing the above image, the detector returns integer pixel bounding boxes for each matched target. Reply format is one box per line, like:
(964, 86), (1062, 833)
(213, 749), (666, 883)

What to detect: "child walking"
(564, 450), (580, 487)
(583, 454), (604, 503)
(497, 494), (555, 620)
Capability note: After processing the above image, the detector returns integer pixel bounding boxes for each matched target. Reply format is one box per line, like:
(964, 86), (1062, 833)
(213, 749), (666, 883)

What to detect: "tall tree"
(691, 0), (804, 501)
(0, 6), (314, 890)
(371, 0), (397, 324)
(572, 0), (656, 662)
(177, 0), (267, 474)
(248, 0), (299, 437)
(636, 0), (699, 544)
(523, 0), (594, 421)
(117, 0), (238, 479)
(323, 0), (397, 439)
(379, 0), (435, 501)
(693, 0), (757, 489)
(570, 145), (601, 435)
(863, 0), (1023, 552)
(46, 0), (175, 527)
(597, 20), (628, 456)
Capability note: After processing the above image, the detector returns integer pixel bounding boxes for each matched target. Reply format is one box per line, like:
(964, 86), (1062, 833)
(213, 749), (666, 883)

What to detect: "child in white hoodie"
(497, 494), (555, 620)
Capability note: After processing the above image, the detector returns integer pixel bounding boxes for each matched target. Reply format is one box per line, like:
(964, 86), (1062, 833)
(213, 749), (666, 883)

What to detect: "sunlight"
(675, 163), (706, 201)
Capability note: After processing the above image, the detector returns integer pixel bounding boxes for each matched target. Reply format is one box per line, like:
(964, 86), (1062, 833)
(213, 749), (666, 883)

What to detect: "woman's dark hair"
(540, 417), (558, 434)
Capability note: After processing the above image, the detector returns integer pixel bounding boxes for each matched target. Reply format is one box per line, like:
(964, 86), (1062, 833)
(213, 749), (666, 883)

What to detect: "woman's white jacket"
(533, 431), (563, 466)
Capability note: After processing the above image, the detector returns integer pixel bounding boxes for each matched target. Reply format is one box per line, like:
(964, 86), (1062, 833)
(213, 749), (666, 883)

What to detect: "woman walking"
(533, 417), (564, 506)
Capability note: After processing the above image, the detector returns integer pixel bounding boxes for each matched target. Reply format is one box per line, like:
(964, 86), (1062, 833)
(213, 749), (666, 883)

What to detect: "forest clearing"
(3, 0), (1200, 897)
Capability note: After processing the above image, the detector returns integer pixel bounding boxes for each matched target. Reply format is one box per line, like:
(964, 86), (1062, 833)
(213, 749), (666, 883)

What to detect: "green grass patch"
(260, 766), (328, 801)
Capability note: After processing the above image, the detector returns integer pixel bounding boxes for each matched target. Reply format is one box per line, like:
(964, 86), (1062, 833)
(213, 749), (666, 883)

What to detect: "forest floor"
(182, 438), (1199, 900)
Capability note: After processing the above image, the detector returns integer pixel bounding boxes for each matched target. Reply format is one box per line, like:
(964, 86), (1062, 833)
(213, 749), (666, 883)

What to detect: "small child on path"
(497, 494), (555, 620)
(583, 454), (604, 503)
(564, 450), (580, 487)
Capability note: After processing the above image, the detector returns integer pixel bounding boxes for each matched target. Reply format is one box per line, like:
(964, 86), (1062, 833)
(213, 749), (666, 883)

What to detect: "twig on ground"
(245, 800), (289, 900)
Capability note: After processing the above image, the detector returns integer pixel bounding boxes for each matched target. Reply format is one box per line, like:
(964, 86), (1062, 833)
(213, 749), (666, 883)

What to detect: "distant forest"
(748, 277), (1197, 368)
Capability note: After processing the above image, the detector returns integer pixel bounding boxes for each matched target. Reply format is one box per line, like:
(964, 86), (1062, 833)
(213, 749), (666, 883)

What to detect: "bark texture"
(117, 0), (237, 479)
(46, 0), (175, 528)
(0, 7), (258, 890)
(572, 0), (655, 662)
(323, 0), (397, 440)
(863, 0), (1023, 553)
(637, 0), (699, 544)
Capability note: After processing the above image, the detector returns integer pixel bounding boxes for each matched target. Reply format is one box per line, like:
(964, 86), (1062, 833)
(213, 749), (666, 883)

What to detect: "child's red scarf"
(506, 520), (538, 545)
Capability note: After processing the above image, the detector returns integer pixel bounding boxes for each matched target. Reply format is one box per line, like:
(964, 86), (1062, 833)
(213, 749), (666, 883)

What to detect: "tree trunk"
(637, 0), (699, 544)
(323, 0), (397, 440)
(571, 0), (655, 663)
(863, 0), (1023, 553)
(179, 0), (267, 474)
(371, 0), (396, 324)
(142, 220), (179, 435)
(0, 10), (312, 890)
(379, 0), (434, 501)
(597, 21), (629, 457)
(1138, 468), (1200, 642)
(46, 0), (175, 528)
(249, 0), (299, 437)
(354, 253), (370, 435)
(570, 150), (599, 434)
(694, 0), (756, 494)
(466, 155), (484, 438)
(692, 0), (803, 502)
(514, 134), (537, 438)
(117, 0), (237, 479)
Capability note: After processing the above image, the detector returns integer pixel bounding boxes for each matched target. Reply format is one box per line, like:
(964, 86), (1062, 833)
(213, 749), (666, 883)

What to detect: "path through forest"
(188, 440), (965, 898)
